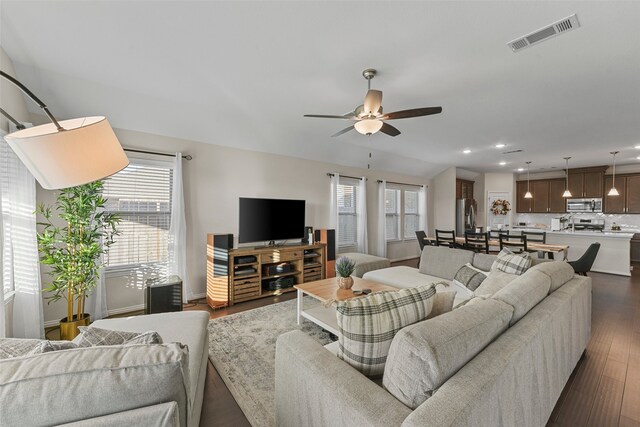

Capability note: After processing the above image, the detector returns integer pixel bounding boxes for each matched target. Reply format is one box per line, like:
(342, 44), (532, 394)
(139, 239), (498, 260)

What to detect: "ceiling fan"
(304, 69), (442, 137)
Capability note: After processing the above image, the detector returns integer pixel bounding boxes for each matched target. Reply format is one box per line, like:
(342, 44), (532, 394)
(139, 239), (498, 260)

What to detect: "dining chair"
(569, 243), (601, 276)
(415, 230), (427, 251)
(435, 229), (458, 248)
(522, 231), (552, 259)
(499, 233), (528, 253)
(464, 231), (489, 254)
(488, 229), (508, 253)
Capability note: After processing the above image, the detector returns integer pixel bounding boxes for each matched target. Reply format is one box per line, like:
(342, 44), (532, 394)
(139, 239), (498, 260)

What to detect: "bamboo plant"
(36, 181), (120, 324)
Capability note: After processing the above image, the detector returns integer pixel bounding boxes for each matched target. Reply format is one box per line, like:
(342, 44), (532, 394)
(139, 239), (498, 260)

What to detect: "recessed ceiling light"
(637, 156), (640, 160)
(499, 161), (507, 166)
(635, 145), (640, 149)
(517, 167), (524, 172)
(463, 149), (471, 154)
(495, 143), (506, 148)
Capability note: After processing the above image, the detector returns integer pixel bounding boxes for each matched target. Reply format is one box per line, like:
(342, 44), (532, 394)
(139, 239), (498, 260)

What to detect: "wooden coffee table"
(294, 277), (399, 336)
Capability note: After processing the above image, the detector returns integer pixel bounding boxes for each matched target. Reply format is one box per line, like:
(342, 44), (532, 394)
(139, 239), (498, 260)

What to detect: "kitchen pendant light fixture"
(524, 161), (533, 199)
(562, 157), (572, 198)
(608, 151), (620, 196)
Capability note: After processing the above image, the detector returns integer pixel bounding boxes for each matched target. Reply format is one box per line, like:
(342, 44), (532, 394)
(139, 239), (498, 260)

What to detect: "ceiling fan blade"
(331, 126), (355, 137)
(380, 122), (401, 137)
(382, 107), (443, 120)
(304, 114), (356, 120)
(363, 90), (383, 115)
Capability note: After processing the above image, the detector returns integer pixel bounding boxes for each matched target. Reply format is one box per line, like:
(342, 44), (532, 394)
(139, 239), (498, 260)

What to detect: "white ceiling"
(1, 1), (640, 178)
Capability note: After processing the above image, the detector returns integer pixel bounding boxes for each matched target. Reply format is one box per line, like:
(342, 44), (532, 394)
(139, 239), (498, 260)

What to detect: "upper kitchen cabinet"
(516, 180), (532, 213)
(456, 179), (474, 199)
(604, 174), (640, 213)
(567, 166), (607, 198)
(516, 178), (566, 213)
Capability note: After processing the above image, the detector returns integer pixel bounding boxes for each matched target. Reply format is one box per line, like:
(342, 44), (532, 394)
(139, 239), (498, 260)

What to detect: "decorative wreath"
(491, 199), (511, 216)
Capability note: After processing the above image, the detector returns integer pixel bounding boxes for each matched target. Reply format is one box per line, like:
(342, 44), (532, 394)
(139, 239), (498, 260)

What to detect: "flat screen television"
(238, 197), (305, 244)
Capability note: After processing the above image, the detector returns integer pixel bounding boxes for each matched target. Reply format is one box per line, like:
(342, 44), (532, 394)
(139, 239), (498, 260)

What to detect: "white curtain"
(329, 173), (340, 255)
(86, 263), (108, 321)
(356, 177), (368, 253)
(419, 185), (428, 234)
(377, 180), (387, 257)
(169, 153), (192, 303)
(0, 127), (44, 338)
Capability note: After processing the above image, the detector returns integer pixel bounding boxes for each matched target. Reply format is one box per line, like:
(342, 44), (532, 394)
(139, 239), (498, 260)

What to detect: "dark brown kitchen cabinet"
(456, 179), (474, 199)
(531, 180), (550, 213)
(626, 175), (640, 213)
(604, 175), (626, 213)
(548, 179), (567, 212)
(516, 181), (531, 213)
(567, 167), (606, 198)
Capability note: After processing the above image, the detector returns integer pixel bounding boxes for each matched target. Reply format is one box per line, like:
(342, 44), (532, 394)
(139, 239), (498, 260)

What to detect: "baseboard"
(44, 319), (60, 328)
(107, 304), (146, 317)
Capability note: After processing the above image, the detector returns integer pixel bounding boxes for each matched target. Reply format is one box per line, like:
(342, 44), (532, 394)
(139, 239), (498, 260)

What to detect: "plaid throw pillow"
(492, 248), (532, 275)
(453, 263), (488, 291)
(336, 284), (437, 378)
(73, 326), (163, 347)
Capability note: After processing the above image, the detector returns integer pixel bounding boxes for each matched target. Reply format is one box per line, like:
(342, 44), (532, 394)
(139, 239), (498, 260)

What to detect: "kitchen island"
(514, 228), (633, 276)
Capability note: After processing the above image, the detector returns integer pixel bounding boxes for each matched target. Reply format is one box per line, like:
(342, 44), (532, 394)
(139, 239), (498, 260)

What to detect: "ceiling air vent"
(507, 14), (580, 52)
(502, 149), (523, 155)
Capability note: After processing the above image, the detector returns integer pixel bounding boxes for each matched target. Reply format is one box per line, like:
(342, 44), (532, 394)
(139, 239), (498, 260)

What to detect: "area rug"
(207, 298), (333, 427)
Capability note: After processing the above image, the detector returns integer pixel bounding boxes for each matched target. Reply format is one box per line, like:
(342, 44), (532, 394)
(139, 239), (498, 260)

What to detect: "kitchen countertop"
(509, 227), (636, 239)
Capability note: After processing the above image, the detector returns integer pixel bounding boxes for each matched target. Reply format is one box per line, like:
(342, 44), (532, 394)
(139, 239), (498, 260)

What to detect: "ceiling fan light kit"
(304, 68), (442, 137)
(354, 119), (383, 135)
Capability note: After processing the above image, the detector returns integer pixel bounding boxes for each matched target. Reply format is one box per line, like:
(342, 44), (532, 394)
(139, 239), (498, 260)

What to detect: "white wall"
(432, 167), (456, 233)
(1, 47), (31, 336)
(35, 126), (434, 324)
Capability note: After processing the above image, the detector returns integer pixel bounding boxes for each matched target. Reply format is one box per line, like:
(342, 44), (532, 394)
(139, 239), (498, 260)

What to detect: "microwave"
(566, 198), (603, 213)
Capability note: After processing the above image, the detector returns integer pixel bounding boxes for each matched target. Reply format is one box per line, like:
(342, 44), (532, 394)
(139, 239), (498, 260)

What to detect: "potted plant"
(335, 256), (356, 289)
(36, 181), (120, 340)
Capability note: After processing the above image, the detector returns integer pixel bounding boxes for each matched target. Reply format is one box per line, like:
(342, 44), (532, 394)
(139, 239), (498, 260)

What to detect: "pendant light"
(562, 157), (572, 198)
(608, 151), (620, 196)
(524, 161), (533, 199)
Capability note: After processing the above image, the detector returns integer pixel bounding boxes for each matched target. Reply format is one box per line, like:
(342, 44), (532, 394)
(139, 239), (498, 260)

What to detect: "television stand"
(206, 236), (326, 308)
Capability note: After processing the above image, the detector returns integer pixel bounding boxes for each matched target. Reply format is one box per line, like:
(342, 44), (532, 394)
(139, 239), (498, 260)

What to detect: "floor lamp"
(0, 70), (129, 189)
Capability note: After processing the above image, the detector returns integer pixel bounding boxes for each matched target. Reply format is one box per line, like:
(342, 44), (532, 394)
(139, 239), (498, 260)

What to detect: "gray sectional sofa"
(275, 246), (591, 427)
(0, 310), (210, 427)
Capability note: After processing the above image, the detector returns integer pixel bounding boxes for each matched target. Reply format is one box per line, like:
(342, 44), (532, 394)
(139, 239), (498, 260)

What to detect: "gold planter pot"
(337, 276), (354, 290)
(59, 314), (91, 341)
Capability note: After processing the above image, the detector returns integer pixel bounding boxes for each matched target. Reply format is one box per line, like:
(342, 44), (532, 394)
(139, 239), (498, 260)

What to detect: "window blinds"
(102, 163), (173, 268)
(338, 181), (358, 247)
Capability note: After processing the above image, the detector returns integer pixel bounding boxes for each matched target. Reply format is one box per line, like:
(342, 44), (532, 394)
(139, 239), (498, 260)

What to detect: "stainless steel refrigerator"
(456, 198), (477, 237)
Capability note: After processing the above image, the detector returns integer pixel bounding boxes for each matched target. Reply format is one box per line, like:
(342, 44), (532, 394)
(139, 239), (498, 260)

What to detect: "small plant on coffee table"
(336, 256), (356, 289)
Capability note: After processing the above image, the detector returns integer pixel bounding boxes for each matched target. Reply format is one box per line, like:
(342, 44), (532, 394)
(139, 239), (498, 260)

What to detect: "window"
(385, 189), (401, 241)
(385, 186), (423, 242)
(404, 190), (419, 239)
(103, 160), (173, 270)
(337, 180), (358, 248)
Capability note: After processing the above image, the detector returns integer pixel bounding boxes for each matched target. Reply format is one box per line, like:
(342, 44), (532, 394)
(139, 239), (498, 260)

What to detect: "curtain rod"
(124, 148), (192, 160)
(326, 173), (365, 180)
(378, 179), (424, 188)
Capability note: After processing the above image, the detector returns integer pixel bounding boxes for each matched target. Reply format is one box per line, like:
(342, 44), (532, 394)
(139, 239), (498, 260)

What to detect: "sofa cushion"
(428, 291), (456, 318)
(383, 299), (514, 409)
(337, 252), (391, 278)
(0, 343), (190, 427)
(491, 270), (551, 325)
(336, 284), (439, 377)
(473, 270), (518, 297)
(453, 263), (488, 291)
(363, 266), (445, 289)
(529, 261), (576, 293)
(419, 246), (475, 280)
(471, 252), (496, 272)
(491, 248), (532, 275)
(74, 326), (163, 347)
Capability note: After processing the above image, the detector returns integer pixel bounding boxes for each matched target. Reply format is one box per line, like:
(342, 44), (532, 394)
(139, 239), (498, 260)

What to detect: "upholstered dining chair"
(569, 243), (601, 276)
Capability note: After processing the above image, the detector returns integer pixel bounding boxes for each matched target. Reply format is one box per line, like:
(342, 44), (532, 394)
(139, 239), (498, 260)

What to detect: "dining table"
(425, 236), (570, 260)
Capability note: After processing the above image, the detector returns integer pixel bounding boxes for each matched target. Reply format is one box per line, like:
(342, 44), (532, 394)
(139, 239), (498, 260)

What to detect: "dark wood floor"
(196, 259), (640, 427)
